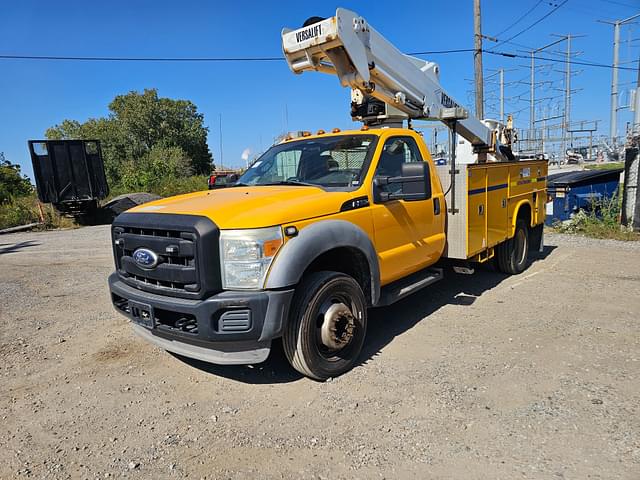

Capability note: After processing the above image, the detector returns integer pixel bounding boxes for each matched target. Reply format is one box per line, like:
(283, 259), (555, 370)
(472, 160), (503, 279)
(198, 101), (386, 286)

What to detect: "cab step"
(377, 267), (443, 307)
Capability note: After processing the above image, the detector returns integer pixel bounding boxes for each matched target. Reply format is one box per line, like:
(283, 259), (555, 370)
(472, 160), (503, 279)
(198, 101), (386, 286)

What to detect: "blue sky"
(1, 0), (638, 179)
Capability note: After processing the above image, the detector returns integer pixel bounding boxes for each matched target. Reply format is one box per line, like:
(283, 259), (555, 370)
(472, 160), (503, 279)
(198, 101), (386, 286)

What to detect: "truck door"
(371, 136), (444, 285)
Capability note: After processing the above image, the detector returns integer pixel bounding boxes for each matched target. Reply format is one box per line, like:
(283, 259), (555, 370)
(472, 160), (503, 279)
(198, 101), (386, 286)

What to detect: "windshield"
(237, 134), (377, 189)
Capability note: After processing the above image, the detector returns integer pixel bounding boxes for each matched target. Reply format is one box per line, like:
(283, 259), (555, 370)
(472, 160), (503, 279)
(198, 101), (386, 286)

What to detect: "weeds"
(552, 190), (639, 241)
(0, 194), (75, 231)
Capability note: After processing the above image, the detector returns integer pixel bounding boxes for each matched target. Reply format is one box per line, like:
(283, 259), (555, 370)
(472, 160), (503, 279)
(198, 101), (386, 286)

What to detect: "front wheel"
(283, 271), (367, 381)
(496, 219), (530, 274)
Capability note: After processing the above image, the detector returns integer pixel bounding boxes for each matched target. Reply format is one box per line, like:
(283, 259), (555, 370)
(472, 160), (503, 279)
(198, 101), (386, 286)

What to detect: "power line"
(499, 36), (633, 74)
(496, 0), (569, 46)
(0, 48), (632, 71)
(492, 0), (545, 38)
(0, 49), (475, 63)
(0, 54), (284, 62)
(485, 49), (637, 71)
(409, 49), (475, 55)
(598, 0), (640, 9)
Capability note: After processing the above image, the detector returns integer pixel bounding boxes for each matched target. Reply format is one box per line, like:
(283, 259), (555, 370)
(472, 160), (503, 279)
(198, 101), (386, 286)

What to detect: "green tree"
(119, 144), (193, 192)
(0, 153), (33, 204)
(45, 89), (214, 187)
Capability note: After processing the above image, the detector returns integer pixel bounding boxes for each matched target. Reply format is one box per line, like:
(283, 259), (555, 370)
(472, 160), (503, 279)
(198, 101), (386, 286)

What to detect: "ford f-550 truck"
(108, 9), (547, 380)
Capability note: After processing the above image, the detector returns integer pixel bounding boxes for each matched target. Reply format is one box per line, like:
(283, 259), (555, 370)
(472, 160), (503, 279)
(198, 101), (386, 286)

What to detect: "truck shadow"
(176, 246), (556, 384)
(0, 241), (41, 255)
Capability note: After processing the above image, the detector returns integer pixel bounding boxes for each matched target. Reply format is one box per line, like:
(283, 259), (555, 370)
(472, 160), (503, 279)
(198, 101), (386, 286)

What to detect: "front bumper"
(108, 273), (294, 365)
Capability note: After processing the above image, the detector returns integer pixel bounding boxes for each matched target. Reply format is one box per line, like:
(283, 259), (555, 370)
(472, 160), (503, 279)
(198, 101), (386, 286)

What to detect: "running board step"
(377, 267), (443, 307)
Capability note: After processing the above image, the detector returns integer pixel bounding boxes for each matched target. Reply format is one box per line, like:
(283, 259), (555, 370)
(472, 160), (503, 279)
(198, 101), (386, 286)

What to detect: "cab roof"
(280, 127), (417, 144)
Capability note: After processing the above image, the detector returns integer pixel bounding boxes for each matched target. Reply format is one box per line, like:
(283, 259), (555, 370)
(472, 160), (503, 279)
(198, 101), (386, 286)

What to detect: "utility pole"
(529, 37), (570, 155)
(474, 0), (484, 119)
(599, 14), (640, 147)
(550, 33), (584, 160)
(484, 68), (510, 124)
(530, 51), (535, 150)
(541, 107), (546, 155)
(565, 35), (571, 150)
(499, 68), (504, 123)
(634, 52), (640, 134)
(611, 21), (621, 146)
(561, 34), (572, 161)
(623, 56), (640, 230)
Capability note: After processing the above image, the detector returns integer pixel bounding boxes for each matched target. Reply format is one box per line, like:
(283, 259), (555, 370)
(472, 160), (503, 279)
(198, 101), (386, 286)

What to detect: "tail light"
(209, 175), (217, 186)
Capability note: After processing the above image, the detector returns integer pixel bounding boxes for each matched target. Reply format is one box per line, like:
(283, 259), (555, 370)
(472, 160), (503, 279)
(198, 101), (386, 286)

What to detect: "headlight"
(219, 226), (283, 289)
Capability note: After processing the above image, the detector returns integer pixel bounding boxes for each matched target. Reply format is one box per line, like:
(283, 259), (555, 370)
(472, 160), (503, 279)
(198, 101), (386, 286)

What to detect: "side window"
(374, 137), (424, 194)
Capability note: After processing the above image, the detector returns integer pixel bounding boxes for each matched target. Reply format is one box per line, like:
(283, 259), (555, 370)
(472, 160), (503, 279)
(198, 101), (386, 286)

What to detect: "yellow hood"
(128, 186), (355, 229)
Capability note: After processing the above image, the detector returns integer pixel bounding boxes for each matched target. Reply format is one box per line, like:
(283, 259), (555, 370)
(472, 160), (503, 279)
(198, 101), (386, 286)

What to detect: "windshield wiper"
(263, 180), (317, 187)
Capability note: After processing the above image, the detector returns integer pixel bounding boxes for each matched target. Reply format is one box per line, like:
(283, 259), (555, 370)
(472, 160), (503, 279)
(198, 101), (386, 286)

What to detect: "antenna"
(219, 113), (224, 170)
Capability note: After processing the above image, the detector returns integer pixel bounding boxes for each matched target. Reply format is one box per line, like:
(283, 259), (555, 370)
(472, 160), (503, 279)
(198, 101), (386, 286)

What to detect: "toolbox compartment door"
(467, 167), (487, 256)
(487, 166), (509, 247)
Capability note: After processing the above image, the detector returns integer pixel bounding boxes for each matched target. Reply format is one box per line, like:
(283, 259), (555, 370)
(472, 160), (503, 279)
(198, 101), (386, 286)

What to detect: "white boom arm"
(282, 8), (497, 151)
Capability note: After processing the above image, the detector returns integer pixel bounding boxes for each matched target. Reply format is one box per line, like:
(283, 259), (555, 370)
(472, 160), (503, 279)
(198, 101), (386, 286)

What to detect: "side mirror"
(374, 162), (431, 203)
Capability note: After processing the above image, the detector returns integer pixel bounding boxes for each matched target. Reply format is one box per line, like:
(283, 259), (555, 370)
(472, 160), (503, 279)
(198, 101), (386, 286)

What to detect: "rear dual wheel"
(283, 271), (367, 381)
(496, 219), (530, 274)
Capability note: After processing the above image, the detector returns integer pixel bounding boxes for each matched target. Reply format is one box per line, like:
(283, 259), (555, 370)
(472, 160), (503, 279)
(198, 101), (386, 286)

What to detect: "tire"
(283, 271), (367, 381)
(496, 219), (530, 274)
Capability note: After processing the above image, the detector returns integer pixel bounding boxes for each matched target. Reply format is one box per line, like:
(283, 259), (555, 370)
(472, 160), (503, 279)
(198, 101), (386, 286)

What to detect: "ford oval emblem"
(132, 248), (159, 269)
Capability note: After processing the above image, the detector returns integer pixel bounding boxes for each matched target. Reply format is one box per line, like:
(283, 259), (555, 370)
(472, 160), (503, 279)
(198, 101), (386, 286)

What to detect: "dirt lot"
(1, 226), (639, 479)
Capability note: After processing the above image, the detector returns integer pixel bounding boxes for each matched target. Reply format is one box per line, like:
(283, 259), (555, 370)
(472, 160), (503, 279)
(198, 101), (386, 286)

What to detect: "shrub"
(0, 194), (75, 230)
(553, 190), (639, 241)
(118, 145), (195, 193)
(0, 155), (33, 204)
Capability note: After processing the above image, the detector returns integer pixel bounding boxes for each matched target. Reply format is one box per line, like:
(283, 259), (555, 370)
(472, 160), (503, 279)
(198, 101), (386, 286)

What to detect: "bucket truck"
(107, 8), (547, 380)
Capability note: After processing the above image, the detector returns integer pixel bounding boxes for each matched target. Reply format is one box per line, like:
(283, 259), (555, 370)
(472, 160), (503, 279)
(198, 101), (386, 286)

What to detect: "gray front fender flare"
(265, 220), (381, 305)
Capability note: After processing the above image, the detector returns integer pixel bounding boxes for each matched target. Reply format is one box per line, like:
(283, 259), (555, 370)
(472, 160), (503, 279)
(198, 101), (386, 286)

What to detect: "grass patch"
(0, 194), (75, 231)
(552, 190), (640, 241)
(584, 162), (624, 171)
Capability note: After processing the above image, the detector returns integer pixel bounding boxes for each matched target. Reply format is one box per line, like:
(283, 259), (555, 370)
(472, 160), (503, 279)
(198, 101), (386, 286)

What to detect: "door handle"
(434, 197), (441, 215)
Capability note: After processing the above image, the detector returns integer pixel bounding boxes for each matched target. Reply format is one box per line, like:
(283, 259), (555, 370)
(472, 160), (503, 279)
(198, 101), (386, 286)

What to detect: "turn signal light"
(332, 128), (341, 133)
(263, 238), (283, 257)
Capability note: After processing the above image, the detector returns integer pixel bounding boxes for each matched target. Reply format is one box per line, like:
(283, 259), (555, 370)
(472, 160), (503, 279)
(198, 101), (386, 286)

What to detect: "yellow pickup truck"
(108, 127), (546, 380)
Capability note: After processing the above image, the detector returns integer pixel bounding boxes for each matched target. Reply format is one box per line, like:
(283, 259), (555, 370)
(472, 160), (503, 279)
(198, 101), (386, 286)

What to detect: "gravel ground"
(1, 226), (639, 479)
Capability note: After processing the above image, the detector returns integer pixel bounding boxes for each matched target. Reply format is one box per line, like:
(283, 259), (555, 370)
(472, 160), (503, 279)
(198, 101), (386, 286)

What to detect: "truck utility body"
(439, 161), (547, 261)
(108, 9), (547, 380)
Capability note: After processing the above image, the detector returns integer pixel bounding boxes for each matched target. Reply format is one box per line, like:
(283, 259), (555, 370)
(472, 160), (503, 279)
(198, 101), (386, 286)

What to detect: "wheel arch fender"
(510, 199), (533, 237)
(265, 220), (381, 305)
